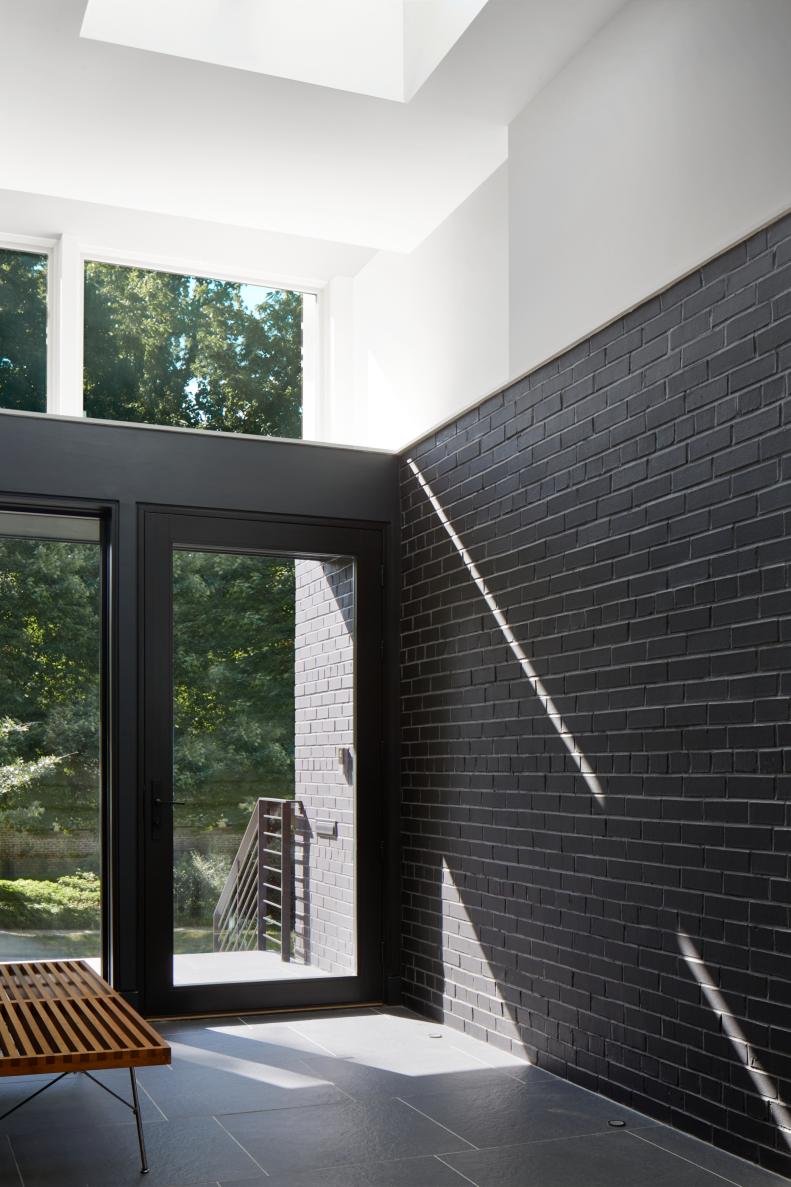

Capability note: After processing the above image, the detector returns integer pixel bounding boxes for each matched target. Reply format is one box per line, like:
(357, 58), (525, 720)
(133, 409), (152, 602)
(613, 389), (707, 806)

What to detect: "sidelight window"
(0, 511), (103, 966)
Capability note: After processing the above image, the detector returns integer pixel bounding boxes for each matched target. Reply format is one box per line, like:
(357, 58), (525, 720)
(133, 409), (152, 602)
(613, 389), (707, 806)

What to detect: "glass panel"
(83, 262), (306, 438)
(0, 248), (47, 414)
(172, 549), (357, 985)
(0, 512), (100, 544)
(0, 514), (102, 965)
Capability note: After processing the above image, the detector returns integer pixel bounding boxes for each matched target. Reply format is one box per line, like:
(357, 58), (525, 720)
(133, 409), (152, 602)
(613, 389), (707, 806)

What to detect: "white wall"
(0, 190), (373, 289)
(508, 0), (791, 379)
(342, 165), (509, 450)
(339, 0), (791, 451)
(403, 0), (489, 101)
(0, 0), (506, 253)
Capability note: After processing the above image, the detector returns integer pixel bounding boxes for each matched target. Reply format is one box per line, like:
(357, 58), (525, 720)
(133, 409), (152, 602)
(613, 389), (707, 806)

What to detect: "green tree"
(0, 538), (101, 837)
(0, 542), (297, 838)
(83, 264), (303, 438)
(0, 249), (47, 413)
(173, 550), (296, 830)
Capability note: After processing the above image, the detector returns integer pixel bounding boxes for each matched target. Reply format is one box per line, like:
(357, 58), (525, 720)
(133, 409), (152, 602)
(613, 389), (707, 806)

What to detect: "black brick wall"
(399, 213), (791, 1176)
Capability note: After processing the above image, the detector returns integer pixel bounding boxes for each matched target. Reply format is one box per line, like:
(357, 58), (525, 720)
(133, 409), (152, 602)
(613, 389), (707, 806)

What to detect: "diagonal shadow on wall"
(401, 454), (791, 1174)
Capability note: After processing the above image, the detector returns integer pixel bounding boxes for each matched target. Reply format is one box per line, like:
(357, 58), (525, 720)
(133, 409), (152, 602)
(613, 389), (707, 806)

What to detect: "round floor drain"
(608, 1120), (627, 1128)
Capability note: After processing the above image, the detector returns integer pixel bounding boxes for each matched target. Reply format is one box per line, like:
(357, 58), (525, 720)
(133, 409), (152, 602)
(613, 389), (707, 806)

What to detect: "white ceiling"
(81, 0), (491, 104)
(0, 0), (627, 253)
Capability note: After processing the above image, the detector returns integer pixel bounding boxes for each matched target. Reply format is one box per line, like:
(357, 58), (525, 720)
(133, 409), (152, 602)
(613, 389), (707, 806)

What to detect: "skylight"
(81, 0), (490, 103)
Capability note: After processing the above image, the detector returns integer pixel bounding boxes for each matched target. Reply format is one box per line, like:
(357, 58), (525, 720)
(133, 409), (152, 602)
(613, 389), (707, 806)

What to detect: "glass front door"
(142, 510), (383, 1015)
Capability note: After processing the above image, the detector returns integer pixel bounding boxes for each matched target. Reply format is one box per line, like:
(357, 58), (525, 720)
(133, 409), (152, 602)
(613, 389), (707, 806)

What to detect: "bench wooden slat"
(76, 996), (118, 1050)
(14, 997), (54, 1057)
(53, 997), (97, 1053)
(0, 1007), (25, 1059)
(4, 1004), (37, 1058)
(20, 962), (59, 1000)
(53, 959), (107, 999)
(93, 998), (167, 1064)
(0, 965), (25, 1004)
(40, 999), (84, 1054)
(0, 960), (170, 1077)
(111, 995), (165, 1047)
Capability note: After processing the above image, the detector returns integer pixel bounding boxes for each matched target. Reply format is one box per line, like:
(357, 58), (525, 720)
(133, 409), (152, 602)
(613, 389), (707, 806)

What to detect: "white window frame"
(0, 231), (58, 412)
(0, 233), (323, 436)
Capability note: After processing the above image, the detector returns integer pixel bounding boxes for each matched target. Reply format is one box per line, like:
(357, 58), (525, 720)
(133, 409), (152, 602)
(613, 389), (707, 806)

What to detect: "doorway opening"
(169, 549), (357, 988)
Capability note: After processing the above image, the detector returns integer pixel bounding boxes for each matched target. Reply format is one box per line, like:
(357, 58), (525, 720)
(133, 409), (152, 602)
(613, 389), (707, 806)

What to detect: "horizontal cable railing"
(212, 798), (296, 960)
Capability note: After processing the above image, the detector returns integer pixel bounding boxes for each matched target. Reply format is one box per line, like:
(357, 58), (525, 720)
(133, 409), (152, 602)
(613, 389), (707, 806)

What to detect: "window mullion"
(48, 234), (84, 417)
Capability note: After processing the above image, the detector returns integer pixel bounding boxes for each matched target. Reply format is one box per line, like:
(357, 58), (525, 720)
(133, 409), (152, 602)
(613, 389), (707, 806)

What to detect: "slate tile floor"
(0, 1007), (788, 1187)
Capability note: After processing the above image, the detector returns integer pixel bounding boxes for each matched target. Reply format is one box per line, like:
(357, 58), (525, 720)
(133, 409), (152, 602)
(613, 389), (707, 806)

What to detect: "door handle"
(150, 783), (186, 835)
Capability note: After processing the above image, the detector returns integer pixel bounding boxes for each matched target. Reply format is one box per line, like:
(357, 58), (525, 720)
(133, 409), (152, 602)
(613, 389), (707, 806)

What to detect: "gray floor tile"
(137, 1033), (346, 1118)
(153, 1021), (312, 1068)
(283, 1013), (522, 1089)
(400, 1063), (558, 1103)
(217, 1019), (344, 1060)
(282, 1010), (450, 1059)
(404, 1076), (659, 1149)
(9, 1114), (261, 1187)
(410, 1022), (529, 1071)
(141, 1064), (346, 1119)
(444, 1128), (733, 1186)
(218, 1097), (473, 1174)
(3, 1011), (781, 1187)
(221, 1153), (472, 1186)
(631, 1125), (791, 1186)
(0, 1135), (22, 1186)
(292, 1053), (555, 1103)
(0, 1068), (161, 1134)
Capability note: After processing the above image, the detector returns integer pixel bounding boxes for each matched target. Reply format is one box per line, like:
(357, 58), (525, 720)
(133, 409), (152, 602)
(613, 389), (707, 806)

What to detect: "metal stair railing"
(212, 797), (296, 960)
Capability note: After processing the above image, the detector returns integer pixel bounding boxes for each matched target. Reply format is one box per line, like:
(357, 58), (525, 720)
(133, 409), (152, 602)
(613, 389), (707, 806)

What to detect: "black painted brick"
(399, 214), (791, 1177)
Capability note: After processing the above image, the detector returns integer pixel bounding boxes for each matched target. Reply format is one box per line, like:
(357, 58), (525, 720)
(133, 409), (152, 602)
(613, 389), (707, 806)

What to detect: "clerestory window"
(0, 238), (316, 440)
(0, 246), (48, 415)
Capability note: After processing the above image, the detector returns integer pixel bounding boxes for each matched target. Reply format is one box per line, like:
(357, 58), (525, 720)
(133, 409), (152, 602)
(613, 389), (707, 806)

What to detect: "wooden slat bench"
(0, 959), (170, 1174)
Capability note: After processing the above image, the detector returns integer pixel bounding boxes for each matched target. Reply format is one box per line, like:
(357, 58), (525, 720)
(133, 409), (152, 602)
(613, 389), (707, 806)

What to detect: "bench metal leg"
(129, 1068), (149, 1175)
(84, 1068), (150, 1175)
(0, 1071), (69, 1121)
(0, 1066), (151, 1174)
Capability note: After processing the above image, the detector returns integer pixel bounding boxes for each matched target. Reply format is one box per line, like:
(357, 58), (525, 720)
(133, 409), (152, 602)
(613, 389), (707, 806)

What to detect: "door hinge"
(379, 564), (385, 587)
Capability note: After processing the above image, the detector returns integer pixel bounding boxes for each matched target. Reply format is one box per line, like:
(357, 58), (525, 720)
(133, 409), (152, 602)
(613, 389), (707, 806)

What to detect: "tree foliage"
(0, 540), (101, 836)
(173, 550), (296, 826)
(0, 249), (47, 413)
(0, 252), (304, 436)
(0, 872), (100, 929)
(83, 264), (303, 438)
(0, 532), (297, 845)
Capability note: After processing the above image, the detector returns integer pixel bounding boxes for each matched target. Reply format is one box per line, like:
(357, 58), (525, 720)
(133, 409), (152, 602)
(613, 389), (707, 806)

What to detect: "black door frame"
(140, 505), (385, 1016)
